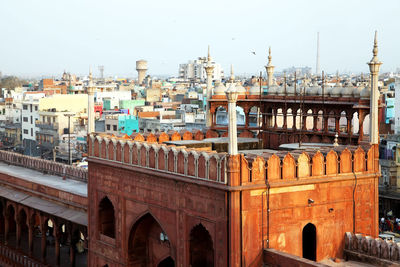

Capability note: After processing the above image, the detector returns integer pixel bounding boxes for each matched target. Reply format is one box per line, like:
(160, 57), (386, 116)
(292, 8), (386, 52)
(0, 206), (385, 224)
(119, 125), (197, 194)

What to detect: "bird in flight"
(251, 51), (256, 55)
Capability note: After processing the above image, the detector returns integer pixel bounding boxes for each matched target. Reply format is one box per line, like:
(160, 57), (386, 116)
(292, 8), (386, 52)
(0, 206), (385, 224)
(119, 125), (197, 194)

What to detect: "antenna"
(316, 32), (320, 76)
(98, 65), (104, 80)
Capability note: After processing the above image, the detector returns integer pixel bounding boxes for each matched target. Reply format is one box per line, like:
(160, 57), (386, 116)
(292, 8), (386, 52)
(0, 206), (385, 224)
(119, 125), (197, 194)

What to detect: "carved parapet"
(88, 133), (227, 184)
(0, 150), (87, 182)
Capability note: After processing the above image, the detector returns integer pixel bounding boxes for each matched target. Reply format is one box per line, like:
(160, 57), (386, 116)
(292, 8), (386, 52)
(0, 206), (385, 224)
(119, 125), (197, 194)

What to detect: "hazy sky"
(0, 0), (399, 78)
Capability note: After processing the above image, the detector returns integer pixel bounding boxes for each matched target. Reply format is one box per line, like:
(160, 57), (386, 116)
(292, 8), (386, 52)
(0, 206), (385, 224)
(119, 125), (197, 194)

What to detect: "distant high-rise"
(136, 60), (148, 85)
(316, 32), (320, 76)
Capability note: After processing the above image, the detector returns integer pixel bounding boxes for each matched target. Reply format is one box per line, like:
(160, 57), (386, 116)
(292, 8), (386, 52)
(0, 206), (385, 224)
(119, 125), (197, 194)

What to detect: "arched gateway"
(128, 213), (173, 267)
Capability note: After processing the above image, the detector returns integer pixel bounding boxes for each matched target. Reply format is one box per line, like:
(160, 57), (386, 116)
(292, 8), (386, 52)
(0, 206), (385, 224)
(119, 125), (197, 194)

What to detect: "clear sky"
(0, 0), (398, 78)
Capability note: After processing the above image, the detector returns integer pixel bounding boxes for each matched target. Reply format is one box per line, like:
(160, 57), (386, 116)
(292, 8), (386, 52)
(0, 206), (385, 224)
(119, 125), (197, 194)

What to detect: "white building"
(21, 92), (45, 142)
(178, 57), (224, 82)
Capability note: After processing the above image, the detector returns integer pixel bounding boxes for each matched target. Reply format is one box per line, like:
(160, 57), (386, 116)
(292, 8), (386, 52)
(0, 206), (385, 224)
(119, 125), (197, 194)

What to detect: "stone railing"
(344, 232), (400, 265)
(0, 242), (48, 267)
(89, 134), (227, 184)
(0, 150), (88, 182)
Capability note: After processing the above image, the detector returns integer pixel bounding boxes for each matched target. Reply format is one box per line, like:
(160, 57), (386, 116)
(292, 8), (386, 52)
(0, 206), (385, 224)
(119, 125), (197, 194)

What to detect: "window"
(106, 124), (111, 131)
(30, 104), (32, 112)
(98, 197), (115, 238)
(35, 106), (38, 111)
(23, 129), (28, 134)
(113, 125), (117, 131)
(23, 117), (28, 122)
(31, 128), (33, 136)
(23, 105), (28, 110)
(30, 116), (32, 124)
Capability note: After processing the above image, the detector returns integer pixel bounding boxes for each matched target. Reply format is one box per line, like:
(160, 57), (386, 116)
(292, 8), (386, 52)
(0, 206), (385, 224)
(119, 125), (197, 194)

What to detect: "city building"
(179, 57), (224, 82)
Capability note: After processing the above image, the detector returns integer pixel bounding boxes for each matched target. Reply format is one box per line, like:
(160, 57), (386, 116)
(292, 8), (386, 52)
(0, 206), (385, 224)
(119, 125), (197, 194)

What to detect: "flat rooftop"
(0, 161), (87, 197)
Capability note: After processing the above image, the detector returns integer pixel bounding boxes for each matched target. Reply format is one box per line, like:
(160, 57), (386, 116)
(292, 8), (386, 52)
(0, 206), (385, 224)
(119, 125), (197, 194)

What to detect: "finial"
(333, 133), (339, 146)
(268, 46), (272, 65)
(371, 30), (379, 62)
(230, 64), (235, 82)
(207, 45), (211, 62)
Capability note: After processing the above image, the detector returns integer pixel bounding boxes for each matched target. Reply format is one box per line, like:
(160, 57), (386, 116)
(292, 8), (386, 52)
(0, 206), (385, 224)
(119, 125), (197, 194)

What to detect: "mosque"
(86, 33), (383, 266)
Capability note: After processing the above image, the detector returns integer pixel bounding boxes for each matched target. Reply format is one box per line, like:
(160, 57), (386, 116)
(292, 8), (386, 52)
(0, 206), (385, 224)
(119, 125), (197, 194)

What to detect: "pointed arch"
(128, 212), (171, 267)
(189, 224), (214, 267)
(98, 196), (115, 238)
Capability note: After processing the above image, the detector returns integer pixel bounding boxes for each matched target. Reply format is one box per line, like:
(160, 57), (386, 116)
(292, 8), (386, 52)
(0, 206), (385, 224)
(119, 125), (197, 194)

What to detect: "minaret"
(204, 45), (215, 128)
(367, 31), (382, 144)
(87, 68), (95, 134)
(229, 64), (235, 83)
(265, 47), (275, 87)
(316, 32), (320, 76)
(225, 83), (239, 155)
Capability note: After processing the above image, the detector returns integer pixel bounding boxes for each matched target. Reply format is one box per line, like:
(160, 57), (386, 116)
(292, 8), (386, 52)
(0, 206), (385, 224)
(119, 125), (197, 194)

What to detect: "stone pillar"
(226, 84), (239, 155)
(283, 109), (287, 129)
(227, 154), (241, 266)
(347, 115), (352, 135)
(205, 46), (215, 128)
(313, 110), (318, 131)
(16, 213), (21, 249)
(274, 108), (278, 129)
(335, 115), (340, 134)
(4, 213), (8, 245)
(265, 47), (275, 87)
(87, 70), (95, 134)
(41, 224), (47, 262)
(28, 225), (33, 256)
(368, 31), (382, 145)
(55, 226), (61, 266)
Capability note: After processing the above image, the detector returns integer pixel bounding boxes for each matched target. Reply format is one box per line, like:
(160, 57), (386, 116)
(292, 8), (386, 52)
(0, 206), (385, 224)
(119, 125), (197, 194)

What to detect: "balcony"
(35, 121), (59, 130)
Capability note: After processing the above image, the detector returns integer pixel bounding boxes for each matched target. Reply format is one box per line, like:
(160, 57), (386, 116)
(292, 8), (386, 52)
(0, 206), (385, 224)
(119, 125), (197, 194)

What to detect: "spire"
(267, 46), (272, 66)
(230, 64), (235, 82)
(371, 30), (379, 63)
(207, 45), (211, 62)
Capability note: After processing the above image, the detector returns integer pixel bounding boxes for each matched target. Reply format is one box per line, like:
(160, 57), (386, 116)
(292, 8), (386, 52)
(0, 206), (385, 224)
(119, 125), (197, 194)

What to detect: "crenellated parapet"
(238, 144), (378, 184)
(89, 133), (227, 184)
(0, 150), (88, 181)
(128, 130), (205, 143)
(344, 232), (400, 264)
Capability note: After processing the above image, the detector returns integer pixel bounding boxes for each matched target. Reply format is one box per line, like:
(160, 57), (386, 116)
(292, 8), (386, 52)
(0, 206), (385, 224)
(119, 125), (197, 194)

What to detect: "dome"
(353, 85), (363, 98)
(307, 80), (319, 95)
(235, 82), (246, 95)
(317, 85), (331, 96)
(340, 81), (353, 98)
(360, 84), (371, 99)
(330, 82), (342, 97)
(249, 82), (261, 95)
(286, 85), (295, 96)
(276, 84), (285, 96)
(213, 81), (226, 96)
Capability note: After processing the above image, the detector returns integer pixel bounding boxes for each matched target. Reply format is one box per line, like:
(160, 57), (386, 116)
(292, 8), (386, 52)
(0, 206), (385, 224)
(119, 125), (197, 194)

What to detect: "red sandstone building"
(87, 132), (380, 266)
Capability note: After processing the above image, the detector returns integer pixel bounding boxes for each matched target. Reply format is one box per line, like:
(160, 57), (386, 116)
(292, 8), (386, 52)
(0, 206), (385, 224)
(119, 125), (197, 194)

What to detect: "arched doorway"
(128, 213), (171, 267)
(189, 224), (214, 267)
(302, 223), (316, 261)
(158, 256), (175, 267)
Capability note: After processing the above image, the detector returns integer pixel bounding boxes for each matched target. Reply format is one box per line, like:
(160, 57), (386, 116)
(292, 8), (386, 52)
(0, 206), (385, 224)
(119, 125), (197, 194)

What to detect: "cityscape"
(0, 0), (400, 266)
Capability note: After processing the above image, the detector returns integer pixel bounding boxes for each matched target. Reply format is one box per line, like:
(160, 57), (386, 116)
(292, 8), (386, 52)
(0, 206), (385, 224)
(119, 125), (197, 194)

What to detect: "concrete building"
(395, 79), (400, 133)
(178, 57), (224, 82)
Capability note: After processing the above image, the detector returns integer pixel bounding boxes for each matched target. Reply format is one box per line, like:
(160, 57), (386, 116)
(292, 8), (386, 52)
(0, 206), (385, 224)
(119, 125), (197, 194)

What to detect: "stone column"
(368, 31), (382, 144)
(41, 221), (47, 262)
(283, 109), (287, 129)
(205, 46), (215, 128)
(16, 213), (21, 249)
(274, 108), (278, 129)
(4, 213), (8, 245)
(28, 224), (33, 256)
(55, 227), (61, 266)
(226, 84), (239, 155)
(347, 115), (352, 135)
(335, 115), (340, 134)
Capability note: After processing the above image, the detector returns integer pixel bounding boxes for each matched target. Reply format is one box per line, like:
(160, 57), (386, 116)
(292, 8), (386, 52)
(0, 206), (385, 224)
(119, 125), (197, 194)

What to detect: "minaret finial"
(230, 64), (235, 82)
(371, 30), (379, 62)
(207, 45), (211, 62)
(268, 46), (272, 65)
